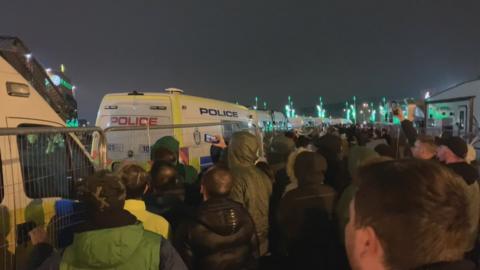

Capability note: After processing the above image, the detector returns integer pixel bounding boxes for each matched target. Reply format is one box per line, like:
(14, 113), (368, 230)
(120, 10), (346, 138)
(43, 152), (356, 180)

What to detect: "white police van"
(250, 109), (288, 132)
(0, 36), (97, 269)
(95, 88), (252, 170)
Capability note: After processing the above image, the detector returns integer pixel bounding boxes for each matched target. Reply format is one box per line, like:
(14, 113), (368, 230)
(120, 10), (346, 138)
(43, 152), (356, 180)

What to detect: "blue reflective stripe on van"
(200, 156), (213, 169)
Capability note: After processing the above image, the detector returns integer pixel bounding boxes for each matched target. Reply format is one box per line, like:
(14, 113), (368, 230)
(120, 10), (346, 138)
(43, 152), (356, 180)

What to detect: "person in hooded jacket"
(27, 170), (187, 270)
(174, 166), (260, 270)
(229, 131), (272, 256)
(278, 151), (338, 269)
(151, 136), (198, 184)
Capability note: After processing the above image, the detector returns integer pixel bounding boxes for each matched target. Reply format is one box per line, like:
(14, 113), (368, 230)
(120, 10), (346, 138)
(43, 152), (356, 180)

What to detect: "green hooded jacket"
(60, 223), (161, 270)
(228, 131), (272, 255)
(150, 136), (198, 184)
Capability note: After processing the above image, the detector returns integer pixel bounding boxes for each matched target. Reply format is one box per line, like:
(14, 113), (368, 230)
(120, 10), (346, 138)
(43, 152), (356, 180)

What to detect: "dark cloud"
(1, 0), (480, 120)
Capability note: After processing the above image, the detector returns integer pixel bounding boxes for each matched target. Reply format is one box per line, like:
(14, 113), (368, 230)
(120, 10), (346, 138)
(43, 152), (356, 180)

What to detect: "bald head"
(201, 166), (233, 200)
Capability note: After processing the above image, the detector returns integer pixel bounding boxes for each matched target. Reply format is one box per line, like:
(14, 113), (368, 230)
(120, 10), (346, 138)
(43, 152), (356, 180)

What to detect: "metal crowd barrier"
(101, 121), (262, 170)
(0, 126), (107, 270)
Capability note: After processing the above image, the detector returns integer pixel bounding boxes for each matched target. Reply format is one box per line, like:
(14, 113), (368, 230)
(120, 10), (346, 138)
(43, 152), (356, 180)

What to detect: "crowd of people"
(25, 115), (480, 270)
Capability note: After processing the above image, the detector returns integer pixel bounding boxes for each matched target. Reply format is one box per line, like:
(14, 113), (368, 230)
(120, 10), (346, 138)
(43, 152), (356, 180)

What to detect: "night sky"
(2, 0), (480, 121)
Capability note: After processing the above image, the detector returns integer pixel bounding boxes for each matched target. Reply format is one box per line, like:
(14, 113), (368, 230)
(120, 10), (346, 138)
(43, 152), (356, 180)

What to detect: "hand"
(395, 109), (405, 121)
(213, 135), (227, 149)
(29, 227), (48, 245)
(392, 107), (405, 122)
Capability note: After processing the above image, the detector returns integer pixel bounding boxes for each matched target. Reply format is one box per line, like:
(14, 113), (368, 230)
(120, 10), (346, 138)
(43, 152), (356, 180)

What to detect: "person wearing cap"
(27, 170), (187, 270)
(437, 136), (480, 254)
(437, 136), (479, 185)
(151, 136), (198, 185)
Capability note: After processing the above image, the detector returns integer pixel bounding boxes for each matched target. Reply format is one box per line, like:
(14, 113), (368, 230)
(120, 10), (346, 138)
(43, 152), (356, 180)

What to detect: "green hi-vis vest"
(60, 223), (161, 270)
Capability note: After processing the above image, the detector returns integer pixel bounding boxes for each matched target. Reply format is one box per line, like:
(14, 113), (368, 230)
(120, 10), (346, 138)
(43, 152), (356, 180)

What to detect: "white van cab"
(0, 36), (99, 269)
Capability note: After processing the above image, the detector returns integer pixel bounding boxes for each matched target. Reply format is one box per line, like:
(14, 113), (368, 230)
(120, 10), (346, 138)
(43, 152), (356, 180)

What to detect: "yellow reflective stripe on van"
(190, 158), (200, 173)
(170, 94), (184, 148)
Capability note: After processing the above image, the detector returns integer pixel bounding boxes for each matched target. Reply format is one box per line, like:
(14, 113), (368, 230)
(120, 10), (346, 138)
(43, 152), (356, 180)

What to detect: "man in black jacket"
(174, 165), (259, 270)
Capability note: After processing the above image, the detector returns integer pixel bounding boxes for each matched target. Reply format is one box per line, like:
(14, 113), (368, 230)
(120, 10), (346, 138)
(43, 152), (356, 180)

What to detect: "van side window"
(17, 132), (71, 198)
(221, 121), (250, 141)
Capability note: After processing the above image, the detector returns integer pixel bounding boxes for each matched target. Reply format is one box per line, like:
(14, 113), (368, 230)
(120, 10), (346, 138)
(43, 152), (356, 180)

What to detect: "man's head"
(150, 161), (178, 194)
(315, 133), (342, 157)
(79, 170), (126, 213)
(267, 134), (296, 165)
(294, 151), (327, 186)
(200, 165), (233, 201)
(345, 159), (471, 270)
(411, 135), (437, 160)
(151, 147), (177, 165)
(150, 136), (180, 161)
(436, 136), (468, 163)
(117, 164), (149, 199)
(347, 146), (379, 181)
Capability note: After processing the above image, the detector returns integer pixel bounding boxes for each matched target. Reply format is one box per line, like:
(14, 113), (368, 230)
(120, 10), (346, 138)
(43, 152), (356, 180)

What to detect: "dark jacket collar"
(76, 209), (137, 233)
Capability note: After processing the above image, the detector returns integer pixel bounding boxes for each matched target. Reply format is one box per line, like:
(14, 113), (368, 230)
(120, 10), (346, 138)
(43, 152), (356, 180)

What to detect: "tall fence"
(0, 121), (261, 270)
(101, 121), (259, 171)
(0, 126), (106, 270)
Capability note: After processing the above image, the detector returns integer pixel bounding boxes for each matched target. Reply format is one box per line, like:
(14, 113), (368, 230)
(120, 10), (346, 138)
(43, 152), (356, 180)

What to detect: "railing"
(0, 127), (107, 269)
(101, 121), (260, 170)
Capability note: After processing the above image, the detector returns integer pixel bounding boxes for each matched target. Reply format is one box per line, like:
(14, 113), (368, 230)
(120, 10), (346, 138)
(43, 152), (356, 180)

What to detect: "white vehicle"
(426, 79), (480, 137)
(0, 36), (98, 269)
(302, 116), (325, 127)
(329, 118), (353, 125)
(249, 109), (288, 132)
(272, 111), (288, 130)
(288, 116), (305, 129)
(96, 89), (252, 170)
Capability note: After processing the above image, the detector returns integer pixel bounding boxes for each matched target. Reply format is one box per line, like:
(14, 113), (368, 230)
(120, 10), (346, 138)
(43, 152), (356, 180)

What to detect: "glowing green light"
(61, 79), (73, 90)
(66, 119), (79, 127)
